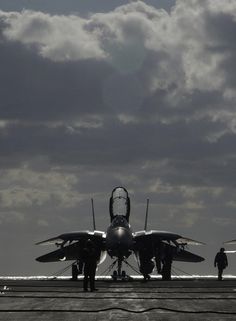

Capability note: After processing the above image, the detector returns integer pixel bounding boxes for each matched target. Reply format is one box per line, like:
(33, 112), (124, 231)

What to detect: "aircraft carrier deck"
(0, 277), (236, 320)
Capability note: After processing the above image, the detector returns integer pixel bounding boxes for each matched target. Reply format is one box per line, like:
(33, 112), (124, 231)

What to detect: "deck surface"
(0, 278), (236, 320)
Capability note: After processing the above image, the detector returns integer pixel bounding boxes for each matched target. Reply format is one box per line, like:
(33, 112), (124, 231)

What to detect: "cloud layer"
(0, 0), (236, 274)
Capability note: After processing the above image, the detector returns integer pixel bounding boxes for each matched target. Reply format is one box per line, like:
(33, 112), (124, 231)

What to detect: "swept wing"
(36, 230), (106, 263)
(134, 230), (205, 263)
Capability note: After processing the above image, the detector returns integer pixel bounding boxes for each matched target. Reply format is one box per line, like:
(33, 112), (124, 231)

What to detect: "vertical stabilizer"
(91, 198), (96, 230)
(144, 199), (149, 231)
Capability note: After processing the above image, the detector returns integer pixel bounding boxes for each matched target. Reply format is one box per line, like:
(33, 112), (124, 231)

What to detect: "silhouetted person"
(214, 248), (228, 281)
(81, 239), (98, 291)
(154, 243), (163, 274)
(162, 246), (173, 280)
(72, 262), (78, 280)
(139, 247), (153, 281)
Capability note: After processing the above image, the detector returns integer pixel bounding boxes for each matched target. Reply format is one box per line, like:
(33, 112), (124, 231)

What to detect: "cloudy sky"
(0, 0), (236, 276)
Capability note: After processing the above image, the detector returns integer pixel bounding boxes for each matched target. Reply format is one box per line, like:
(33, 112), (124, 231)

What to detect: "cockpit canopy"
(109, 187), (130, 222)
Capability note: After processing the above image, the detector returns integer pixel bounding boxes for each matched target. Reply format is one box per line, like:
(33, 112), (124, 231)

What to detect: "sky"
(0, 0), (236, 277)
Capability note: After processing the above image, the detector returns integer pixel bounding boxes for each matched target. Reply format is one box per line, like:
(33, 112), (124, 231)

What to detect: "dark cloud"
(0, 41), (112, 122)
(206, 11), (236, 50)
(204, 10), (236, 91)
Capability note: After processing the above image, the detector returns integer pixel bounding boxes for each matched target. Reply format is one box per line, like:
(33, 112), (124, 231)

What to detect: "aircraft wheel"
(112, 270), (118, 281)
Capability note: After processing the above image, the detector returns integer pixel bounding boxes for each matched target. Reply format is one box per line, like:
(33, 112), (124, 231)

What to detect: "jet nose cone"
(116, 227), (126, 239)
(112, 227), (131, 245)
(106, 227), (133, 258)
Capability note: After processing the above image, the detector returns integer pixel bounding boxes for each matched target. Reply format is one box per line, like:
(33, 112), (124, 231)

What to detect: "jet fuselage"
(106, 187), (133, 259)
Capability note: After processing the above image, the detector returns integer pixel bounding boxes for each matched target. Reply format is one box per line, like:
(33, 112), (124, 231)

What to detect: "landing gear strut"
(117, 257), (122, 277)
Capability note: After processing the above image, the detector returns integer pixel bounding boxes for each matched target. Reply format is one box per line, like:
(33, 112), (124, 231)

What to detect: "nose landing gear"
(112, 269), (128, 281)
(111, 257), (128, 280)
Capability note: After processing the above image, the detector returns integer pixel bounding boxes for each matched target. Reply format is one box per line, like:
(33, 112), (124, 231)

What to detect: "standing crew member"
(82, 239), (98, 291)
(214, 248), (228, 281)
(161, 245), (173, 281)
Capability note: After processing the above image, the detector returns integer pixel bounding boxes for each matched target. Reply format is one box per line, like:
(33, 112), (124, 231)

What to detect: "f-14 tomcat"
(36, 187), (205, 280)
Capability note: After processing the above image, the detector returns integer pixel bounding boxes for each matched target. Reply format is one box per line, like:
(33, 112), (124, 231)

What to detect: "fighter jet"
(224, 239), (236, 254)
(36, 187), (205, 280)
(224, 239), (236, 245)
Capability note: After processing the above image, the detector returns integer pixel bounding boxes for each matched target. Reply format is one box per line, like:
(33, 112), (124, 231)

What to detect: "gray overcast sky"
(0, 0), (236, 276)
(0, 0), (175, 14)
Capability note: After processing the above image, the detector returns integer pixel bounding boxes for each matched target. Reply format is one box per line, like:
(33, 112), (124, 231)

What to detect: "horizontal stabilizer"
(36, 243), (79, 262)
(173, 248), (205, 262)
(36, 239), (103, 263)
(36, 249), (67, 262)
